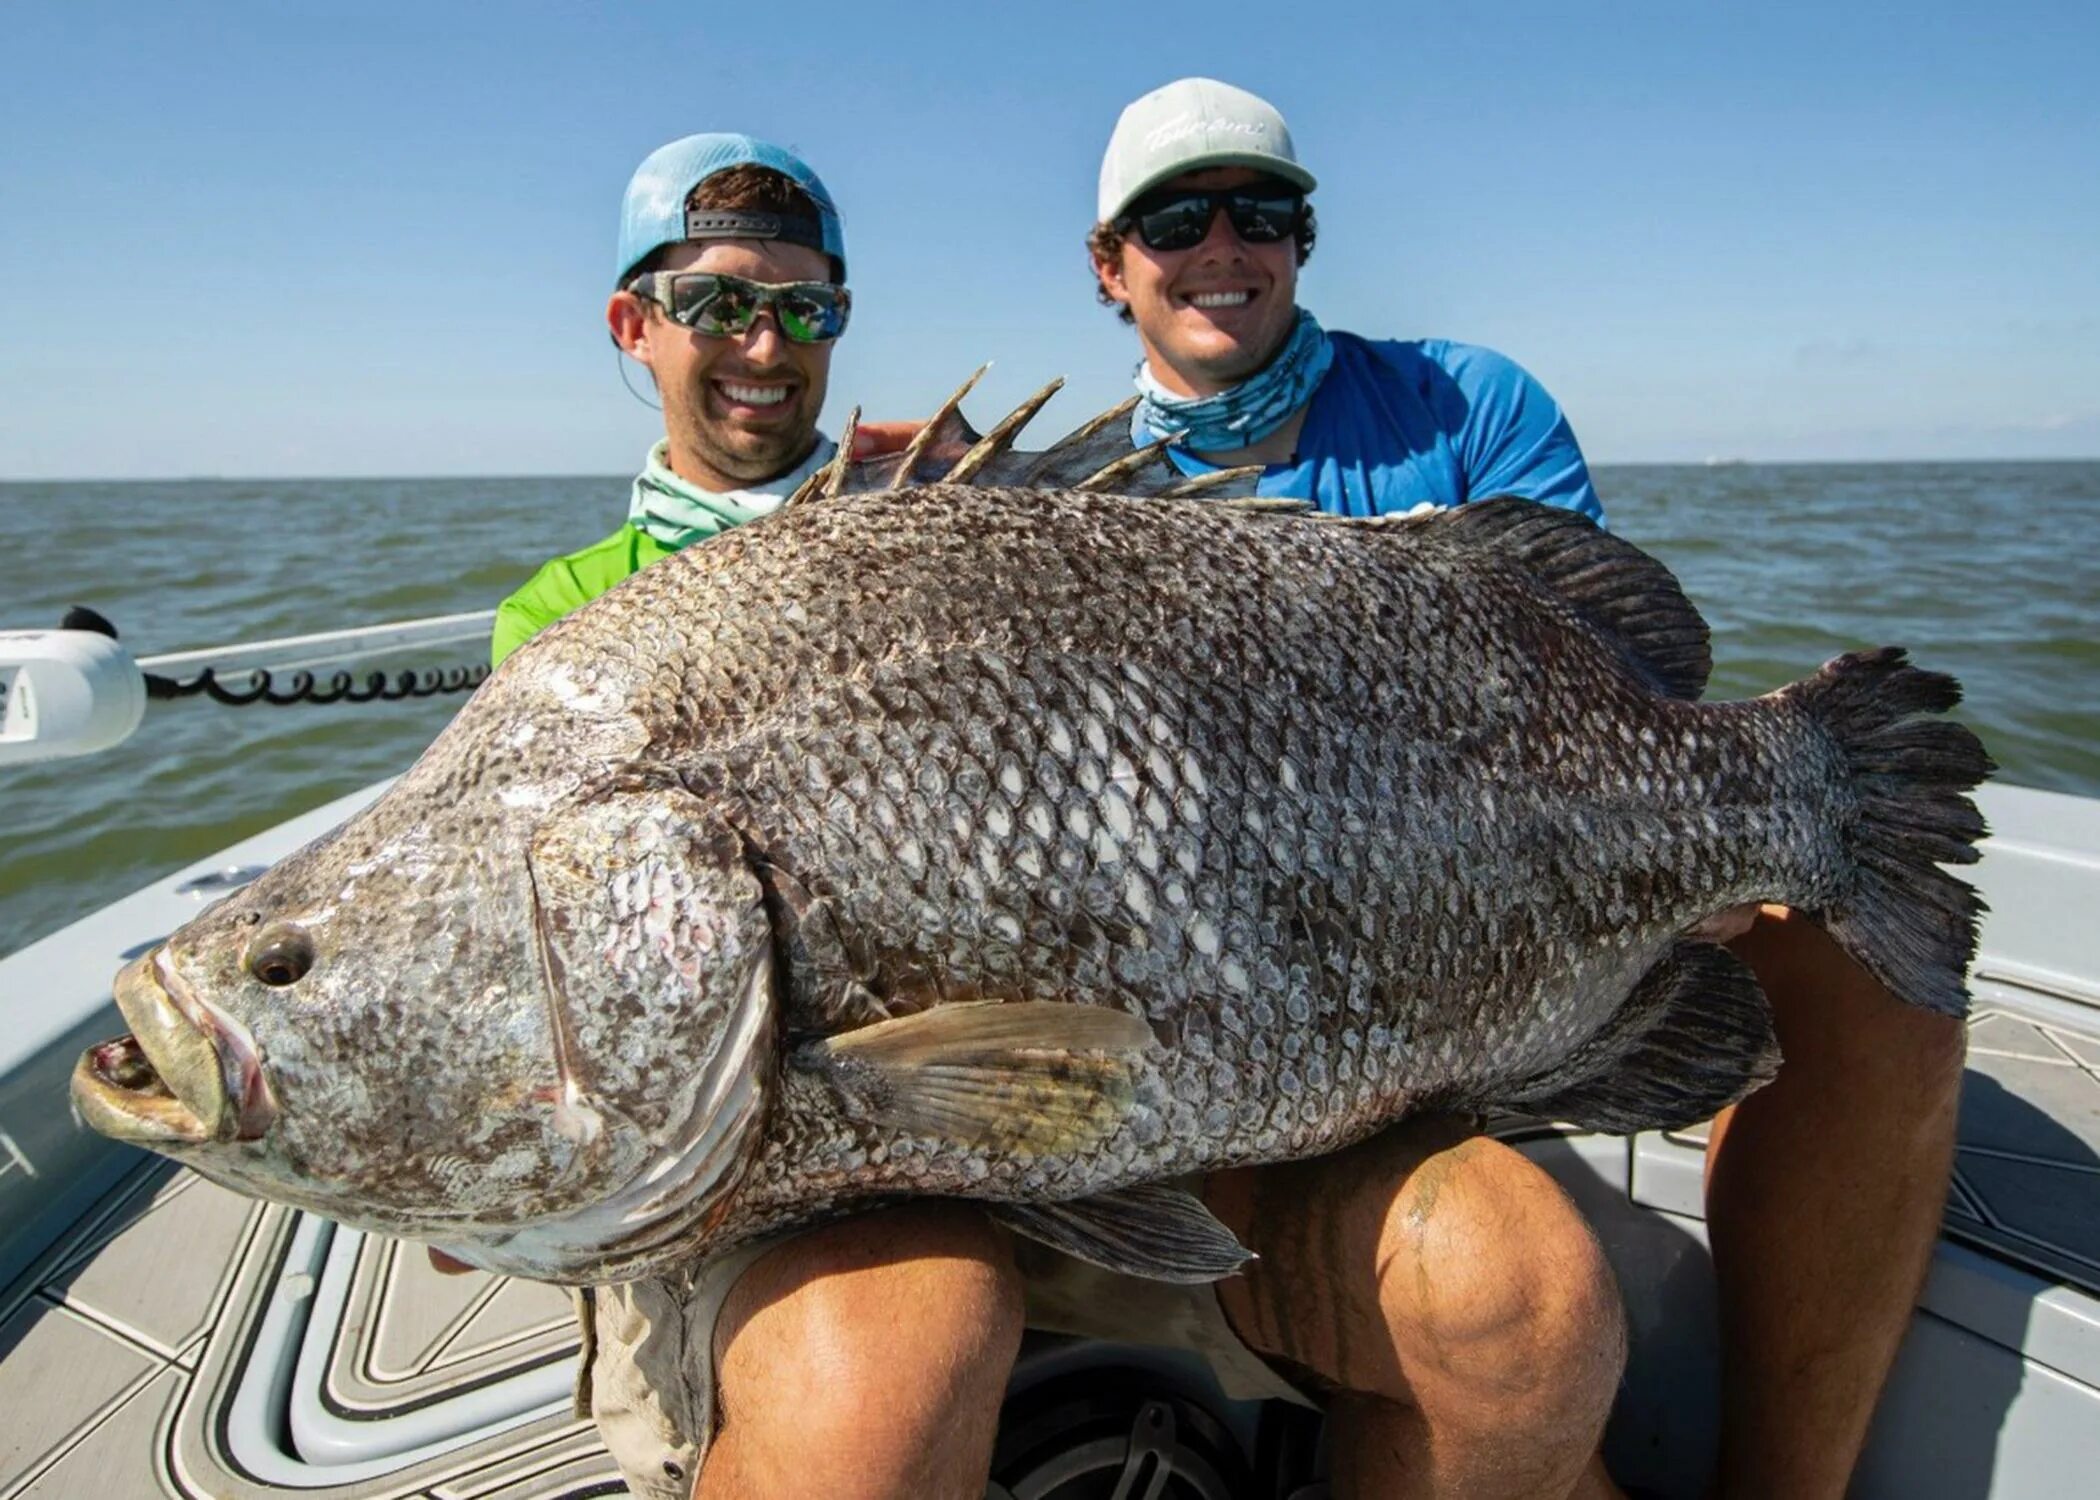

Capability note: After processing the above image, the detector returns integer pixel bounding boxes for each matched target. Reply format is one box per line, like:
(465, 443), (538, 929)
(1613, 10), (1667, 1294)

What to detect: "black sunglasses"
(630, 271), (852, 344)
(1116, 186), (1307, 253)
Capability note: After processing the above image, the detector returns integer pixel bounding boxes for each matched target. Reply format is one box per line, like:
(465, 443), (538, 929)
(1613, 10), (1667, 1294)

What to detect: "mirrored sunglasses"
(1117, 187), (1306, 253)
(633, 271), (852, 344)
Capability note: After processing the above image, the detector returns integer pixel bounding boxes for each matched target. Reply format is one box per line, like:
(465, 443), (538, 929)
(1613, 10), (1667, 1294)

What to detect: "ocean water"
(2, 463), (2095, 960)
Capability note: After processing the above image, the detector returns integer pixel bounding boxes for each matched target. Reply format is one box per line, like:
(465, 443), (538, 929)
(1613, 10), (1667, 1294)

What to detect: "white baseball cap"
(1097, 78), (1317, 223)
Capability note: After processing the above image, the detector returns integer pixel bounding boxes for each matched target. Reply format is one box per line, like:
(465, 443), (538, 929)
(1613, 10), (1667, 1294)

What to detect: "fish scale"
(569, 481), (1870, 1243)
(72, 379), (1991, 1286)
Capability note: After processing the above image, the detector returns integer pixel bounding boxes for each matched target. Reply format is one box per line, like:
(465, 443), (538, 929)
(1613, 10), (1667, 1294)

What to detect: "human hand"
(428, 1246), (476, 1275)
(853, 420), (922, 459)
(1691, 903), (1788, 944)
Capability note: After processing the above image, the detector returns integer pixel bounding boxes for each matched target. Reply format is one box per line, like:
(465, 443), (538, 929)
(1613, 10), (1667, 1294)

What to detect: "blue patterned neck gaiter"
(1130, 307), (1334, 452)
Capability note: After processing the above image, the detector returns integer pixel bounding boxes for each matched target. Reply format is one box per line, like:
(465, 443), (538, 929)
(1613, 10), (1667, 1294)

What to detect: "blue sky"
(2, 0), (2094, 477)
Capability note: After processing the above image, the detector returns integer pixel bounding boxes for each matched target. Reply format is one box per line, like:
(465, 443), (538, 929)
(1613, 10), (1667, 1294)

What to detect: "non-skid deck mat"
(0, 1165), (611, 1499)
(1942, 1006), (2100, 1299)
(5, 1002), (2096, 1497)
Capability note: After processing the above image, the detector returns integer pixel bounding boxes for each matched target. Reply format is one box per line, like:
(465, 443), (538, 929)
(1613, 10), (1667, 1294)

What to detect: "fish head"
(72, 774), (780, 1283)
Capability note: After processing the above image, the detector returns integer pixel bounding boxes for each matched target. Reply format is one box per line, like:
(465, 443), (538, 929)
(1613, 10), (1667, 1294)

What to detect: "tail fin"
(1783, 647), (1995, 1017)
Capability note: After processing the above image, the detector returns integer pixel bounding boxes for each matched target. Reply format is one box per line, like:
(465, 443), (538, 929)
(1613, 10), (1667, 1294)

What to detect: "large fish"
(72, 374), (1992, 1285)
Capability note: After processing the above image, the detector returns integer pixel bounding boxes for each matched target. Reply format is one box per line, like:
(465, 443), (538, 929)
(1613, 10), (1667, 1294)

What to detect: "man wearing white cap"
(1091, 77), (1599, 519)
(1087, 77), (1965, 1500)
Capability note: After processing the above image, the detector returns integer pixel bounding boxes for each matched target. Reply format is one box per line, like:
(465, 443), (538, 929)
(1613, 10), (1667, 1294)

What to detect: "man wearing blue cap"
(480, 136), (1028, 1500)
(492, 134), (856, 665)
(1081, 77), (1966, 1500)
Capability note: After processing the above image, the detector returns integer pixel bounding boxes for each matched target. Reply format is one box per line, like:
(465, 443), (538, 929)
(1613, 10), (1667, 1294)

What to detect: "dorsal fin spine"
(1075, 430), (1185, 492)
(1162, 464), (1268, 498)
(945, 377), (1065, 482)
(1020, 396), (1141, 487)
(892, 365), (989, 483)
(820, 408), (862, 499)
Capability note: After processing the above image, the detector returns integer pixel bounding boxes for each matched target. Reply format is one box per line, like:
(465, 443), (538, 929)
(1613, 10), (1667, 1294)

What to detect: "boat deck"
(4, 781), (2096, 1497)
(4, 993), (2096, 1499)
(1942, 1005), (2100, 1296)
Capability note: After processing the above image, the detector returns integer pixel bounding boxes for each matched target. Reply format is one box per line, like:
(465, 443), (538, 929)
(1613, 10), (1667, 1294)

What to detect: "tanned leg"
(697, 1202), (1023, 1500)
(1211, 1118), (1629, 1500)
(1706, 906), (1965, 1500)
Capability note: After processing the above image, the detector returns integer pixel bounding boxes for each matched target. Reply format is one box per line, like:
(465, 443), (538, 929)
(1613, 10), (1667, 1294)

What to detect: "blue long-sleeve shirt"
(1165, 333), (1604, 524)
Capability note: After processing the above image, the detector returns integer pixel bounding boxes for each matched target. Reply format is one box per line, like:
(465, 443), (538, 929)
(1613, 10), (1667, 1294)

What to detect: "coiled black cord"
(142, 662), (488, 706)
(59, 604), (488, 710)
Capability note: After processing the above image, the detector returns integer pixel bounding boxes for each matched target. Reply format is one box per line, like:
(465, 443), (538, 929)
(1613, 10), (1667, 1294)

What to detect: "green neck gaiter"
(626, 435), (837, 549)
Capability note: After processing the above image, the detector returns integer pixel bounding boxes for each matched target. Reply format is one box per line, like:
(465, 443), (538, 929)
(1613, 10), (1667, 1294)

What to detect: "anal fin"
(990, 1183), (1253, 1283)
(1493, 940), (1780, 1133)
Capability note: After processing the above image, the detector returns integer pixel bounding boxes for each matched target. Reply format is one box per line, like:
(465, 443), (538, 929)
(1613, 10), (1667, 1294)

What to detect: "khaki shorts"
(574, 1225), (1315, 1500)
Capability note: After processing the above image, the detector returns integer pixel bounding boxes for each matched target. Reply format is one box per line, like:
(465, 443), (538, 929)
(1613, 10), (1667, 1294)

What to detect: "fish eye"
(246, 925), (315, 987)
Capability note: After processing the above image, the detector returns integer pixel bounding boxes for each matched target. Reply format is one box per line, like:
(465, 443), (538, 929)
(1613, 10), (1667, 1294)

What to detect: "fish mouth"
(71, 949), (277, 1146)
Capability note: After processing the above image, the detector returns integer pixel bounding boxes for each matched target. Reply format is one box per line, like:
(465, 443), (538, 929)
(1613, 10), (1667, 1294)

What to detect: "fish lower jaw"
(73, 951), (277, 1147)
(72, 1036), (213, 1144)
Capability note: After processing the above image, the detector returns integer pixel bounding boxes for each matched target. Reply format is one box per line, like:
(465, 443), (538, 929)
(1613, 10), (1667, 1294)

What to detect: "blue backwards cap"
(615, 133), (846, 285)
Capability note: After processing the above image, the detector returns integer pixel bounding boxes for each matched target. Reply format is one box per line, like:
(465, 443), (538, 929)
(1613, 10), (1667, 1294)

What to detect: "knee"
(772, 1202), (1024, 1394)
(715, 1204), (1023, 1477)
(1380, 1140), (1625, 1427)
(1742, 907), (1968, 1098)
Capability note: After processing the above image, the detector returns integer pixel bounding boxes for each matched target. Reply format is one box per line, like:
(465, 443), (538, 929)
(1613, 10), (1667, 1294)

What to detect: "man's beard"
(1175, 310), (1293, 389)
(666, 382), (817, 485)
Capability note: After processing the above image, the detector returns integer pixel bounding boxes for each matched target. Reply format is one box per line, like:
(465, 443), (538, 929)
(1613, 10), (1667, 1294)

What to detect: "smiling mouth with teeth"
(1186, 291), (1254, 310)
(718, 381), (792, 407)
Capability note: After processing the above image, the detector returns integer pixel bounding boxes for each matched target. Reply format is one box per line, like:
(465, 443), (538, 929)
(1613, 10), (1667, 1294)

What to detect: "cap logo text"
(1143, 112), (1270, 153)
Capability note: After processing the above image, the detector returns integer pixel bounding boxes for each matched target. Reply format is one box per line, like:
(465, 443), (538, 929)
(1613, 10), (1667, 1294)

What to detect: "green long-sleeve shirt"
(492, 437), (836, 667)
(490, 523), (678, 667)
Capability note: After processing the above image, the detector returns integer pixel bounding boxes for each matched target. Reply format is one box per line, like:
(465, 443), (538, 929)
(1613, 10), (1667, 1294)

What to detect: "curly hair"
(1087, 205), (1317, 324)
(622, 165), (834, 290)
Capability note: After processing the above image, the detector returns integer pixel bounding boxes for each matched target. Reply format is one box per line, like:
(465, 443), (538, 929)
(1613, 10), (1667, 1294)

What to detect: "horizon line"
(5, 453), (2099, 485)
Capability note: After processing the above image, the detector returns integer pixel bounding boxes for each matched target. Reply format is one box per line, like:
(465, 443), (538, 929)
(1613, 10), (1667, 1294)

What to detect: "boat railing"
(0, 609), (496, 766)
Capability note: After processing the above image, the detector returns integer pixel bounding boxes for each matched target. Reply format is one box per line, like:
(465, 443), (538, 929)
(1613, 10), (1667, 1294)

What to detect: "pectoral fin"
(801, 1000), (1154, 1155)
(990, 1183), (1254, 1283)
